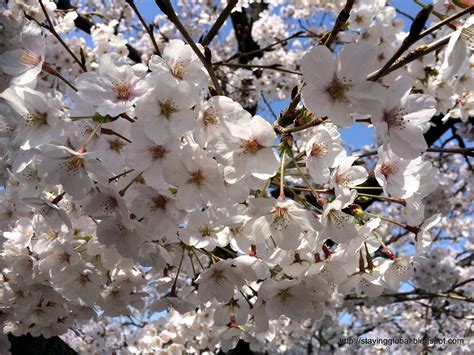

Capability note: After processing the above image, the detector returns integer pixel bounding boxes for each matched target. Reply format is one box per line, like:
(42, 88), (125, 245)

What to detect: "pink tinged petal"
(385, 76), (413, 110)
(0, 49), (32, 76)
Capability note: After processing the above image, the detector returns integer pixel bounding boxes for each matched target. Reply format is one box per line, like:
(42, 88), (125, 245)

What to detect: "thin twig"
(324, 0), (355, 48)
(126, 0), (162, 56)
(214, 62), (302, 75)
(38, 0), (87, 72)
(419, 5), (473, 39)
(201, 0), (238, 46)
(216, 31), (305, 64)
(367, 33), (452, 81)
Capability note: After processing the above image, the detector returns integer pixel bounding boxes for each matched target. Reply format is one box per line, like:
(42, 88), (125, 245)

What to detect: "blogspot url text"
(338, 337), (465, 347)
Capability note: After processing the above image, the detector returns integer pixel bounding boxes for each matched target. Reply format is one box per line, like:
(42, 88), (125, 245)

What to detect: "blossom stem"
(126, 0), (162, 57)
(108, 169), (135, 183)
(79, 121), (103, 152)
(38, 0), (87, 72)
(357, 192), (406, 205)
(351, 186), (383, 190)
(288, 151), (320, 200)
(118, 171), (143, 197)
(170, 247), (185, 297)
(191, 248), (205, 270)
(42, 63), (78, 91)
(279, 152), (286, 199)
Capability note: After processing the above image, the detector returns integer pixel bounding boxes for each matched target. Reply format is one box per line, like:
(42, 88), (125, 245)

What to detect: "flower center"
(200, 107), (218, 126)
(240, 138), (262, 154)
(199, 225), (213, 237)
(159, 99), (178, 119)
(148, 144), (168, 160)
(326, 77), (349, 102)
(380, 162), (398, 177)
(112, 81), (132, 100)
(77, 273), (91, 287)
(189, 169), (207, 186)
(19, 49), (42, 67)
(24, 112), (47, 127)
(272, 206), (290, 231)
(108, 138), (126, 152)
(310, 142), (328, 157)
(171, 59), (186, 79)
(151, 194), (168, 210)
(62, 155), (85, 175)
(383, 107), (406, 128)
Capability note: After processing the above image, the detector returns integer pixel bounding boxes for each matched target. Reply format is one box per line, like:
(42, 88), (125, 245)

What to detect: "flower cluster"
(0, 0), (472, 353)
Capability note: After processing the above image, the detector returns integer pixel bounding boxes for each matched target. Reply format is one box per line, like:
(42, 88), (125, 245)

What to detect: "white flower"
(215, 114), (279, 182)
(383, 256), (414, 291)
(371, 77), (437, 159)
(0, 22), (45, 85)
(196, 259), (245, 303)
(0, 86), (63, 149)
(374, 148), (423, 198)
(131, 185), (181, 242)
(330, 156), (368, 196)
(75, 54), (150, 116)
(193, 96), (243, 147)
(36, 144), (108, 199)
(320, 191), (358, 244)
(305, 123), (346, 184)
(301, 43), (381, 127)
(124, 121), (178, 189)
(148, 39), (208, 88)
(22, 196), (72, 231)
(82, 184), (129, 219)
(96, 215), (148, 259)
(415, 214), (442, 254)
(259, 279), (313, 321)
(439, 16), (474, 80)
(338, 272), (385, 297)
(137, 72), (197, 139)
(244, 197), (320, 250)
(51, 264), (102, 305)
(162, 143), (227, 211)
(178, 209), (228, 249)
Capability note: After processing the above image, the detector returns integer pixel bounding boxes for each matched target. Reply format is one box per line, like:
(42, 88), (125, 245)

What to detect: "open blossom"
(0, 86), (63, 149)
(244, 197), (320, 250)
(36, 144), (108, 199)
(0, 22), (45, 85)
(193, 96), (243, 147)
(196, 259), (245, 303)
(162, 143), (227, 211)
(214, 114), (279, 182)
(305, 123), (346, 184)
(371, 77), (437, 159)
(320, 190), (358, 244)
(136, 72), (198, 139)
(148, 39), (208, 88)
(75, 54), (150, 116)
(330, 156), (368, 196)
(415, 213), (442, 254)
(374, 148), (423, 199)
(301, 43), (382, 126)
(179, 209), (228, 249)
